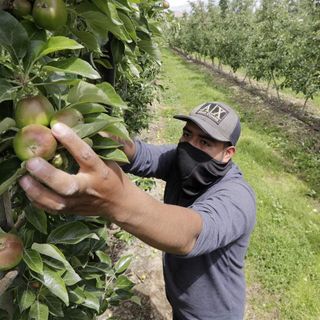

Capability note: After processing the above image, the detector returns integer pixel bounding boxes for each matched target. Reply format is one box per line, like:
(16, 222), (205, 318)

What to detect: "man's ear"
(223, 146), (236, 162)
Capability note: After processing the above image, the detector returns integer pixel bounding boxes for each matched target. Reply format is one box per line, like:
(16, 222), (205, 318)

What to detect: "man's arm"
(19, 123), (202, 255)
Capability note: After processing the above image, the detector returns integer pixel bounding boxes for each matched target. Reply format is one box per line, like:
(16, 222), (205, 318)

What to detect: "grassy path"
(156, 48), (320, 319)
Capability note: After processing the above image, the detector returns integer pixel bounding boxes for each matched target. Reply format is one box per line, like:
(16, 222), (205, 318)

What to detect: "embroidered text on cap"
(195, 103), (229, 125)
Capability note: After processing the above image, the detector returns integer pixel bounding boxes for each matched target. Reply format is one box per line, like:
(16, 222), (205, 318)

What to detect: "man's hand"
(19, 123), (202, 255)
(19, 123), (130, 220)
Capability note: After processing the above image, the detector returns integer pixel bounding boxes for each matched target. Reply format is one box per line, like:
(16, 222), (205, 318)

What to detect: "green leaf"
(68, 80), (127, 109)
(69, 287), (86, 305)
(72, 30), (101, 53)
(0, 79), (15, 103)
(82, 290), (100, 312)
(23, 249), (44, 275)
(98, 148), (129, 163)
(32, 243), (66, 262)
(81, 11), (110, 44)
(0, 161), (26, 196)
(43, 58), (101, 80)
(29, 301), (49, 320)
(73, 120), (118, 139)
(20, 20), (47, 42)
(37, 36), (83, 60)
(24, 205), (47, 234)
(148, 21), (163, 37)
(94, 58), (113, 69)
(47, 221), (99, 244)
(23, 40), (45, 71)
(92, 135), (122, 149)
(112, 0), (132, 12)
(95, 250), (112, 266)
(127, 59), (140, 78)
(43, 296), (64, 317)
(111, 38), (125, 64)
(72, 103), (106, 114)
(0, 117), (16, 134)
(31, 243), (81, 286)
(115, 275), (134, 290)
(92, 0), (122, 26)
(96, 82), (127, 109)
(35, 266), (69, 306)
(118, 12), (137, 42)
(114, 255), (132, 274)
(102, 121), (131, 140)
(84, 113), (121, 123)
(63, 309), (91, 320)
(32, 243), (81, 286)
(18, 289), (36, 312)
(138, 39), (161, 62)
(83, 9), (131, 43)
(0, 11), (29, 61)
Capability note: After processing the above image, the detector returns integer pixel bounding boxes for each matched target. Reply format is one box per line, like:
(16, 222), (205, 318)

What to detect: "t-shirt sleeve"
(183, 183), (256, 258)
(122, 139), (177, 180)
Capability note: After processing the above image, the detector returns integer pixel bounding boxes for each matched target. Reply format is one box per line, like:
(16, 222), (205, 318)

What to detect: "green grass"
(157, 48), (320, 319)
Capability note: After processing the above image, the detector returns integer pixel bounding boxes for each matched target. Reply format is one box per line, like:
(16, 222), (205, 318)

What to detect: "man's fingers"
(51, 123), (101, 170)
(25, 157), (83, 196)
(19, 175), (67, 212)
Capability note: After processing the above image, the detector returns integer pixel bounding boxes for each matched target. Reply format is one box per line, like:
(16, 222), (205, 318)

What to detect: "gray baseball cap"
(174, 102), (241, 146)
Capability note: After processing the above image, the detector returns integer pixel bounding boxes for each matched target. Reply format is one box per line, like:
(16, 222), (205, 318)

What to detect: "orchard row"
(168, 0), (320, 107)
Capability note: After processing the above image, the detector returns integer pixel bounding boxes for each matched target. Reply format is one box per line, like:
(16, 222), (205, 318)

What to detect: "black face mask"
(176, 142), (232, 198)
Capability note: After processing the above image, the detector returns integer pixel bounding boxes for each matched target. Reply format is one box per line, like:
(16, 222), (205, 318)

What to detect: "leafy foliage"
(0, 0), (167, 318)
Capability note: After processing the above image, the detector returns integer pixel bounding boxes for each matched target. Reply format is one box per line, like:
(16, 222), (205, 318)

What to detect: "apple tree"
(0, 0), (165, 318)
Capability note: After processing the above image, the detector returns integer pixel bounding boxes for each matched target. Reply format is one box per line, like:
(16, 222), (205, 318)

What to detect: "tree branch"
(0, 0), (13, 10)
(3, 192), (14, 229)
(13, 212), (25, 230)
(0, 270), (18, 297)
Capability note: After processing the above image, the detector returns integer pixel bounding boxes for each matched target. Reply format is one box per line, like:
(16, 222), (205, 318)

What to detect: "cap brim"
(173, 114), (230, 142)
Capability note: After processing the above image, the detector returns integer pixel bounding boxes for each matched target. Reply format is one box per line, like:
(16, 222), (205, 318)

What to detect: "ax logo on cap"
(195, 103), (229, 125)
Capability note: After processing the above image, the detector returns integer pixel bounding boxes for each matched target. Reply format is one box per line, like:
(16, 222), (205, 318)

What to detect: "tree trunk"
(242, 73), (247, 83)
(303, 97), (309, 113)
(271, 71), (281, 103)
(266, 79), (271, 95)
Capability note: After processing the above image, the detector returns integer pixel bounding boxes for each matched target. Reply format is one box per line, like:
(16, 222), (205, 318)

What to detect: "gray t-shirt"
(123, 140), (256, 320)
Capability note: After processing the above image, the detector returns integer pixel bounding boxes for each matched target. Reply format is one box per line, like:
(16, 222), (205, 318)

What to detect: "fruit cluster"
(13, 95), (84, 161)
(11, 0), (67, 31)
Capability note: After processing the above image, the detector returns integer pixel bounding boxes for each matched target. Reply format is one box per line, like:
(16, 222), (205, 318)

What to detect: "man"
(19, 102), (256, 320)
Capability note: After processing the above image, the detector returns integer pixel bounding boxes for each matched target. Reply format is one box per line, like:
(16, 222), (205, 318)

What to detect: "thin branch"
(3, 191), (13, 229)
(0, 270), (18, 297)
(13, 212), (26, 230)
